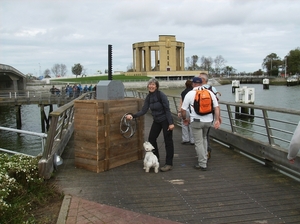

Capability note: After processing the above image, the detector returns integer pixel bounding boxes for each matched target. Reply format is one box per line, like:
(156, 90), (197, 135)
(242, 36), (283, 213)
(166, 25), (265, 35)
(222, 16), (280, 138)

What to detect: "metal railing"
(38, 92), (95, 179)
(126, 90), (300, 179)
(0, 127), (47, 157)
(2, 89), (299, 179)
(0, 90), (92, 105)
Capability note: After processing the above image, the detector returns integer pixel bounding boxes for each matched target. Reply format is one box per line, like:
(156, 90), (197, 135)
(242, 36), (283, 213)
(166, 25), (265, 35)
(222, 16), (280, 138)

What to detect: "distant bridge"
(0, 64), (26, 92)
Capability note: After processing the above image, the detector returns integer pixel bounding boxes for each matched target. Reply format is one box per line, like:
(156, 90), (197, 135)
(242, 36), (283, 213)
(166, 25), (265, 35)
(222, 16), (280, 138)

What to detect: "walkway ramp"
(53, 114), (300, 224)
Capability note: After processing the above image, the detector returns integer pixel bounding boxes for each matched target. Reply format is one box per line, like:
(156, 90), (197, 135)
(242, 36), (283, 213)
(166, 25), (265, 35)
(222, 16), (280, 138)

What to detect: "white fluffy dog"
(143, 141), (159, 173)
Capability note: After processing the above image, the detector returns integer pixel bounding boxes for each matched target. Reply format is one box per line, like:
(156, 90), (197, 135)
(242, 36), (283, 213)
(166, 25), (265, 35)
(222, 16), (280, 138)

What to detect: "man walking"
(198, 73), (222, 159)
(181, 77), (220, 171)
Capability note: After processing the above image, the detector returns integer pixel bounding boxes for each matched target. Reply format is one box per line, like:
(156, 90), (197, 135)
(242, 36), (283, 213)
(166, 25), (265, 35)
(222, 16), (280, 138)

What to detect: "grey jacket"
(133, 90), (174, 125)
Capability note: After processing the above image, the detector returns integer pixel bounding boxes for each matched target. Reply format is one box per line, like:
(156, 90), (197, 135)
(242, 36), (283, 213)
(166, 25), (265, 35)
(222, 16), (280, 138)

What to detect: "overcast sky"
(1, 0), (299, 77)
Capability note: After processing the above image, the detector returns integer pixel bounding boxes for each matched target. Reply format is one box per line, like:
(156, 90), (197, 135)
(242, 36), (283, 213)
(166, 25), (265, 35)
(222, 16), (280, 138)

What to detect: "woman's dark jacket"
(133, 90), (174, 125)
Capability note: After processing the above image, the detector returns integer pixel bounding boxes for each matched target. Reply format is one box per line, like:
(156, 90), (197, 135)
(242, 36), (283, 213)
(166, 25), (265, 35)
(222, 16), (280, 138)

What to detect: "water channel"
(0, 83), (299, 156)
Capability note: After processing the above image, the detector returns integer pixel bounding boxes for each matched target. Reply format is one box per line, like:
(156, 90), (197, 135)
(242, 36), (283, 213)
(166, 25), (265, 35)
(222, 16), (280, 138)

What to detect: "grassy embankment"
(49, 74), (150, 84)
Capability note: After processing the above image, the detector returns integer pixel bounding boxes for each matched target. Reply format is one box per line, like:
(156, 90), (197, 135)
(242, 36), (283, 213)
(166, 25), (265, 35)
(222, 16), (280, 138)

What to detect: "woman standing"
(126, 78), (175, 172)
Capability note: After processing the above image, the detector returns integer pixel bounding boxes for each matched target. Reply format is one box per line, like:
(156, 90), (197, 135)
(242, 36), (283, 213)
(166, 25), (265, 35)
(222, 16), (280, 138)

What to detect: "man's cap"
(192, 77), (202, 83)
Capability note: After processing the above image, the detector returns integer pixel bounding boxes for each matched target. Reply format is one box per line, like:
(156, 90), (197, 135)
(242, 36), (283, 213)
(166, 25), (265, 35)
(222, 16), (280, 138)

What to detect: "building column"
(181, 47), (185, 71)
(132, 48), (136, 71)
(176, 47), (180, 71)
(155, 50), (159, 71)
(136, 47), (142, 72)
(144, 46), (151, 72)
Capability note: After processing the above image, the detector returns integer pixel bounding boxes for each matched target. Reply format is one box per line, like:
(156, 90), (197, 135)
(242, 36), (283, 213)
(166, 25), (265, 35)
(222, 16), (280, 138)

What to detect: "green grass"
(52, 74), (150, 84)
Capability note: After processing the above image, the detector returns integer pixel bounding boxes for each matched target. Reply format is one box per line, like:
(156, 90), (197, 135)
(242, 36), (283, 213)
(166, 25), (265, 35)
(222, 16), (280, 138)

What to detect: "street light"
(268, 58), (273, 76)
(284, 56), (287, 78)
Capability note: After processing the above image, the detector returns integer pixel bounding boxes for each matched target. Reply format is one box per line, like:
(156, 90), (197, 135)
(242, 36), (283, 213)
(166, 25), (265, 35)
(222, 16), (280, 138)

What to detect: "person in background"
(287, 121), (300, 164)
(181, 77), (220, 171)
(50, 85), (60, 95)
(78, 84), (83, 93)
(199, 73), (222, 160)
(50, 85), (56, 94)
(83, 85), (88, 93)
(126, 78), (175, 172)
(178, 80), (194, 145)
(65, 85), (71, 97)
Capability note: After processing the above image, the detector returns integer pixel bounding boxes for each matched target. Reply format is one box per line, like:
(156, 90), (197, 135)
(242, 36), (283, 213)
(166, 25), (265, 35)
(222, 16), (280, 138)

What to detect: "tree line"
(30, 47), (299, 79)
(41, 63), (90, 78)
(185, 47), (300, 77)
(262, 48), (300, 77)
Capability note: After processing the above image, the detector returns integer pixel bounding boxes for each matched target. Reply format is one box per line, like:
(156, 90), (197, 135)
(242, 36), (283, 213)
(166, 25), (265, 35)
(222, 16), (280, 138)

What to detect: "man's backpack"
(193, 87), (213, 115)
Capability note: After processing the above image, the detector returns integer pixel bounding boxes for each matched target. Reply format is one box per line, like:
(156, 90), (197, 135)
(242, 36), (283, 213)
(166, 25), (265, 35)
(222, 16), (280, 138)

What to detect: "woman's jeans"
(148, 119), (174, 166)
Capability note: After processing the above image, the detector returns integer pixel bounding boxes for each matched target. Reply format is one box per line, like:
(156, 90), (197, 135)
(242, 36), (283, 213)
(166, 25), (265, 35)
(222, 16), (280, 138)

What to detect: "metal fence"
(126, 89), (300, 179)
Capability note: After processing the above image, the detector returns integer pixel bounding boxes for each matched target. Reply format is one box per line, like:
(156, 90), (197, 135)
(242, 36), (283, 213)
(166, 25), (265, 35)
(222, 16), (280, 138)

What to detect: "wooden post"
(40, 105), (46, 133)
(15, 105), (22, 129)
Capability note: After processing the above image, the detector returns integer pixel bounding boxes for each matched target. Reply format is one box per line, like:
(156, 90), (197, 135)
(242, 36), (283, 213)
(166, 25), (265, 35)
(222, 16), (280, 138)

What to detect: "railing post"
(262, 109), (275, 145)
(38, 116), (59, 179)
(227, 104), (236, 133)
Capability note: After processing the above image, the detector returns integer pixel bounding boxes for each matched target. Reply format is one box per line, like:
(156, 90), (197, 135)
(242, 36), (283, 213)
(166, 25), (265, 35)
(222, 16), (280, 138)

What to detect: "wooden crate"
(74, 98), (144, 173)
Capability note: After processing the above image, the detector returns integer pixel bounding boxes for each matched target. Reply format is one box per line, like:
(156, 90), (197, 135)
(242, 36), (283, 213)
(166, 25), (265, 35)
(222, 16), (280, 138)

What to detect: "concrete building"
(126, 35), (206, 79)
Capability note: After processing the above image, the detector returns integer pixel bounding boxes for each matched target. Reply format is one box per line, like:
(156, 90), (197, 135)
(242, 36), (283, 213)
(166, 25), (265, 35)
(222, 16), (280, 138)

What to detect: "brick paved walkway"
(58, 195), (180, 224)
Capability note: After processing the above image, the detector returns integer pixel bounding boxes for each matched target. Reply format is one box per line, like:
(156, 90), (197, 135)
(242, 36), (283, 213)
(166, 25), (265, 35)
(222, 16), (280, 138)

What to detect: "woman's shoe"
(160, 165), (172, 172)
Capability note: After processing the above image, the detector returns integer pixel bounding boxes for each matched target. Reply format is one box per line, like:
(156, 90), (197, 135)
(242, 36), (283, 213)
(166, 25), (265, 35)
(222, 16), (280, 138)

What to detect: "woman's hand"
(126, 114), (133, 120)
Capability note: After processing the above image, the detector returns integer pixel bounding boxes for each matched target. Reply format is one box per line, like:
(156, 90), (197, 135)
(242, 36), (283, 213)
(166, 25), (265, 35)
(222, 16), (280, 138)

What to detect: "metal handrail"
(0, 90), (91, 100)
(38, 92), (94, 179)
(128, 90), (300, 178)
(129, 90), (300, 149)
(3, 89), (299, 178)
(0, 127), (47, 157)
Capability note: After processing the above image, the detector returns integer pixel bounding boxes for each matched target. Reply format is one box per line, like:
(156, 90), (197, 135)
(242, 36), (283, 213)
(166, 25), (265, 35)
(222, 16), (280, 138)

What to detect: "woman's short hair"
(185, 80), (193, 88)
(147, 78), (159, 89)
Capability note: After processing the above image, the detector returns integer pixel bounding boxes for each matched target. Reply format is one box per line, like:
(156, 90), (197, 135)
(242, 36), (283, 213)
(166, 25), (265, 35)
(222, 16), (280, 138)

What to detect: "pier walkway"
(53, 114), (300, 224)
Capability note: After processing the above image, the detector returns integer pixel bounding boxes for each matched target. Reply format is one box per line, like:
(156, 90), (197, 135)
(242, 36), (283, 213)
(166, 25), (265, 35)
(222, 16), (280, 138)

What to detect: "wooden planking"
(74, 98), (144, 173)
(56, 113), (300, 224)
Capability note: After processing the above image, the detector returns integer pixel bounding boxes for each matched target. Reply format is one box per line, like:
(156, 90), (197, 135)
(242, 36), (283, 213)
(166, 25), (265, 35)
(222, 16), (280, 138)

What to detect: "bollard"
(263, 79), (269, 90)
(232, 80), (240, 93)
(235, 86), (255, 119)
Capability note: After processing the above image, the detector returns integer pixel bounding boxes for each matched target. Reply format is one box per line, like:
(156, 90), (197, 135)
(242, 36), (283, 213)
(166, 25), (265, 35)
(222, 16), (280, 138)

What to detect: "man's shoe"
(194, 164), (207, 171)
(190, 142), (195, 145)
(181, 141), (190, 145)
(160, 165), (172, 172)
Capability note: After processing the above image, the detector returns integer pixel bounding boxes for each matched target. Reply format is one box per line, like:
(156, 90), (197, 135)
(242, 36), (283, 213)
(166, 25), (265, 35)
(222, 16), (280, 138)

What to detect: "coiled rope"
(120, 113), (137, 139)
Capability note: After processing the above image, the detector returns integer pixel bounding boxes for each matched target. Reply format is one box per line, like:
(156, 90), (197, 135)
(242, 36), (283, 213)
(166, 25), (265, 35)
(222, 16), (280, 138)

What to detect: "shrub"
(0, 153), (58, 223)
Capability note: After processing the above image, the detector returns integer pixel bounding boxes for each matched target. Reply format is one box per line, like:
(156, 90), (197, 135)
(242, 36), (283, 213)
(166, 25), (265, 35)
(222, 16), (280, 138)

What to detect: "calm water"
(0, 104), (57, 156)
(164, 84), (300, 110)
(0, 84), (299, 156)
